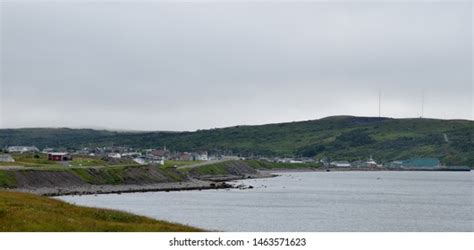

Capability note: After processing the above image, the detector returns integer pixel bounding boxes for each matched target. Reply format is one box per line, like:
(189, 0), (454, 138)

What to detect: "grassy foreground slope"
(0, 191), (201, 232)
(1, 116), (473, 165)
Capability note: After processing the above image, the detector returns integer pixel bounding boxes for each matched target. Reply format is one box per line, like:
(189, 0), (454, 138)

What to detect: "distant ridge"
(1, 116), (472, 166)
(3, 115), (472, 133)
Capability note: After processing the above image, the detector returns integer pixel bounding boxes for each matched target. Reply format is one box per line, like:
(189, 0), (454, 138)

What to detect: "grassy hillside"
(1, 116), (473, 165)
(0, 191), (201, 232)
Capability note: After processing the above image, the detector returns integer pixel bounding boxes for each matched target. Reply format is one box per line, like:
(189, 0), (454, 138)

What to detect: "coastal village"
(0, 145), (469, 171)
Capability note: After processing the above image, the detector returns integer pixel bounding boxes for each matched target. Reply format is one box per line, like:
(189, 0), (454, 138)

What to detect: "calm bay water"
(58, 171), (473, 231)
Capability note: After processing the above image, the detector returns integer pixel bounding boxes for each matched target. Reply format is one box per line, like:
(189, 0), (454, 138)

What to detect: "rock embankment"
(188, 160), (274, 181)
(0, 165), (234, 196)
(14, 180), (233, 197)
(9, 165), (188, 189)
(0, 161), (277, 196)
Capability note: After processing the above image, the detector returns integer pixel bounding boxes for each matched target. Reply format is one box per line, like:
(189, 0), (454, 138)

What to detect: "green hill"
(1, 116), (473, 166)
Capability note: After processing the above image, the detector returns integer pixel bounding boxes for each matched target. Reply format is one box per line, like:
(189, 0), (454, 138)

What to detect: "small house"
(133, 157), (147, 165)
(121, 152), (141, 158)
(178, 152), (193, 161)
(48, 152), (73, 161)
(107, 153), (122, 159)
(330, 161), (351, 168)
(7, 146), (39, 153)
(0, 154), (15, 162)
(151, 149), (170, 159)
(193, 151), (208, 161)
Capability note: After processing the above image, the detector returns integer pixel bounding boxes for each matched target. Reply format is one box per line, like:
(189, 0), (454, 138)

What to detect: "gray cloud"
(1, 1), (472, 130)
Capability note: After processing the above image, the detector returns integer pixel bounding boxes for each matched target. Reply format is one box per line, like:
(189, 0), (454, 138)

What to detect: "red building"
(48, 152), (73, 161)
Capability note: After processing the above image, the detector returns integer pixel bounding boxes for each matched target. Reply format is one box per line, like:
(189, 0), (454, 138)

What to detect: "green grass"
(69, 166), (128, 185)
(69, 168), (97, 183)
(6, 153), (62, 168)
(69, 156), (108, 167)
(0, 171), (17, 188)
(69, 165), (188, 184)
(0, 191), (202, 232)
(5, 153), (141, 169)
(191, 162), (230, 175)
(97, 167), (126, 184)
(10, 153), (59, 165)
(162, 160), (201, 168)
(0, 162), (23, 166)
(161, 168), (187, 182)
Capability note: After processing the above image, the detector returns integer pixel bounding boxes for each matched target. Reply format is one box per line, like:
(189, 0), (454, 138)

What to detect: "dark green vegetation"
(0, 171), (16, 188)
(0, 191), (201, 232)
(1, 116), (473, 165)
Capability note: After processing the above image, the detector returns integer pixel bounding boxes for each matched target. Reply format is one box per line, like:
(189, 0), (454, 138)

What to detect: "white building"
(330, 161), (351, 168)
(150, 158), (165, 165)
(121, 152), (141, 158)
(107, 153), (122, 159)
(0, 154), (15, 162)
(289, 160), (304, 164)
(277, 158), (302, 164)
(134, 156), (165, 165)
(7, 146), (39, 153)
(133, 157), (147, 165)
(366, 156), (379, 168)
(221, 155), (240, 161)
(194, 152), (208, 161)
(42, 148), (55, 154)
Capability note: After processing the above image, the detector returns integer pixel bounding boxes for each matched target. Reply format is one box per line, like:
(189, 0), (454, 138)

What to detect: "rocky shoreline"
(192, 172), (277, 182)
(0, 160), (274, 196)
(9, 179), (235, 197)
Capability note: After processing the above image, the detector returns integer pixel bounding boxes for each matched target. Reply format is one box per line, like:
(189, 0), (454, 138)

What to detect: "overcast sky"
(0, 1), (472, 131)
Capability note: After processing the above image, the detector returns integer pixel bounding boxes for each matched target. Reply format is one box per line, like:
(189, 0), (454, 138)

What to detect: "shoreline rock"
(9, 180), (234, 197)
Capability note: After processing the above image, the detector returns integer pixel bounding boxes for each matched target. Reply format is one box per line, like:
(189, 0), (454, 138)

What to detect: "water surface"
(58, 171), (473, 231)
